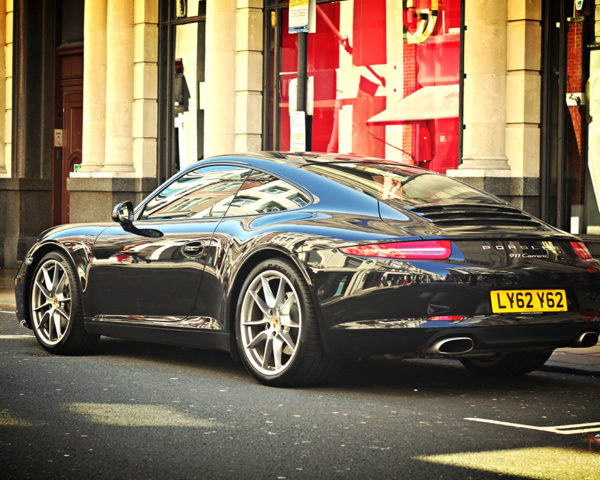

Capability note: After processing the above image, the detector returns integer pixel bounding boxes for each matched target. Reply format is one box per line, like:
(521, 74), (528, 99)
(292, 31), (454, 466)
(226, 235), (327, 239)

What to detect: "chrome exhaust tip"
(431, 337), (474, 355)
(575, 331), (599, 348)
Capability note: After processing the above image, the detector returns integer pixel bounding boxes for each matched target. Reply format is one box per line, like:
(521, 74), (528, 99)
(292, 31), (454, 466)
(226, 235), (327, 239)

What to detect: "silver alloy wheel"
(239, 270), (302, 376)
(31, 259), (72, 346)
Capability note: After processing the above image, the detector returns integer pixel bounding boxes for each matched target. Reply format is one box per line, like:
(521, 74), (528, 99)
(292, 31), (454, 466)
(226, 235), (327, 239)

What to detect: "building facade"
(0, 0), (599, 267)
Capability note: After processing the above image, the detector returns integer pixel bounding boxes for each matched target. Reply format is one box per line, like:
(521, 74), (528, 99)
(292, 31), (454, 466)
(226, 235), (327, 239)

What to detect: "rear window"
(303, 162), (496, 206)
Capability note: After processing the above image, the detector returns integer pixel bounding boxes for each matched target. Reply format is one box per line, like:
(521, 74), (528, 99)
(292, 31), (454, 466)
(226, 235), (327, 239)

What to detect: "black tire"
(29, 251), (98, 354)
(235, 258), (340, 387)
(460, 350), (553, 376)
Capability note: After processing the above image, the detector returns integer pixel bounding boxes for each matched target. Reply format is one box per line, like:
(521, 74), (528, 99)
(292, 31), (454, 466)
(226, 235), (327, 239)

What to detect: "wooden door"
(53, 46), (83, 225)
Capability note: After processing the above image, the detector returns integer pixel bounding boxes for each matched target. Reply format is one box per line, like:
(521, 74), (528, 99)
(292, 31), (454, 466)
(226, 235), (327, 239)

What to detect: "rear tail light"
(340, 240), (452, 260)
(570, 241), (592, 259)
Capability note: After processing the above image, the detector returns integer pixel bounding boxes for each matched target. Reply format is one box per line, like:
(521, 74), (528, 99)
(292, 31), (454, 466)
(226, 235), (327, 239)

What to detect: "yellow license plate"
(490, 289), (567, 313)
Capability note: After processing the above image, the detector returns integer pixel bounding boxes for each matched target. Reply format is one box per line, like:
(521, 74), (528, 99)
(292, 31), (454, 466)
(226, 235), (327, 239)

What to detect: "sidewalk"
(0, 267), (598, 375)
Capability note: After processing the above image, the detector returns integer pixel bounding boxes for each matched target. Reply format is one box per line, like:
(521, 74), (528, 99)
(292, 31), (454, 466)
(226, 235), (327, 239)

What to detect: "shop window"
(265, 0), (462, 174)
(158, 1), (206, 182)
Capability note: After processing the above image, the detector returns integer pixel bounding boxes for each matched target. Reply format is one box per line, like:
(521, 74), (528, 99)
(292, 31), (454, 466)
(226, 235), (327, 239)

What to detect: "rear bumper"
(315, 263), (600, 358)
(321, 321), (600, 358)
(306, 244), (600, 358)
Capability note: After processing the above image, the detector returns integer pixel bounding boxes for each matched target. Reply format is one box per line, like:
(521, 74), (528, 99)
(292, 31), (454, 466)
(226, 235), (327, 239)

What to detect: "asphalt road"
(1, 309), (600, 480)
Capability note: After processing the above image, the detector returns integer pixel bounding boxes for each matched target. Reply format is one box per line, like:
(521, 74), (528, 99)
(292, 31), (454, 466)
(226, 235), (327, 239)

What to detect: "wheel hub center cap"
(52, 297), (58, 308)
(272, 317), (279, 328)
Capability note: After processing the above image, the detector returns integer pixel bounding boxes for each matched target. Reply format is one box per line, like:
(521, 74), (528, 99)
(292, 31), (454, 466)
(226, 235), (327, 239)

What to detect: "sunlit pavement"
(417, 447), (600, 480)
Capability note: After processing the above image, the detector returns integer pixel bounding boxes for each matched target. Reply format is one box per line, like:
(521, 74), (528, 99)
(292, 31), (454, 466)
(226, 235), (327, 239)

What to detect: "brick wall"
(567, 17), (586, 205)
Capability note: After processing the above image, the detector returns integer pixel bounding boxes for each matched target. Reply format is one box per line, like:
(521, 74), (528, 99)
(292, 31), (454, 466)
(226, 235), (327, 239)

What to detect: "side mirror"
(111, 201), (164, 238)
(112, 201), (134, 224)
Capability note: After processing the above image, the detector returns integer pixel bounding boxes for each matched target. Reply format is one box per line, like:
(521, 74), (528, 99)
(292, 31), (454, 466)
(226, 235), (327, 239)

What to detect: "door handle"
(182, 241), (205, 256)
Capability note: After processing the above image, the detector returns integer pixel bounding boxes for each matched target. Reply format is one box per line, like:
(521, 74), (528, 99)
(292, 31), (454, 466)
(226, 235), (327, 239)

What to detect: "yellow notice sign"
(289, 0), (313, 33)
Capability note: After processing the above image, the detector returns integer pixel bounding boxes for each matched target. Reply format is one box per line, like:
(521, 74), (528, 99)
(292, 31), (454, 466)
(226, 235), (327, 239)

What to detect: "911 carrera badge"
(481, 241), (563, 259)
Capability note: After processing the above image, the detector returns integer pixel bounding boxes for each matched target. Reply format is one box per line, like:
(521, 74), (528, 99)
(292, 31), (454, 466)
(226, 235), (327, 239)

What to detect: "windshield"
(303, 162), (497, 207)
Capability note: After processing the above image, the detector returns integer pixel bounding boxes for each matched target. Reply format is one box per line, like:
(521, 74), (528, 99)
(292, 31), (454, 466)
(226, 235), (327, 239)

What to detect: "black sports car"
(14, 152), (600, 386)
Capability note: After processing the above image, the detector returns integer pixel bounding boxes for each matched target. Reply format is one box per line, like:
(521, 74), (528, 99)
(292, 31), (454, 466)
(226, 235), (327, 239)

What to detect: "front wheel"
(460, 350), (553, 376)
(236, 258), (339, 387)
(29, 251), (98, 354)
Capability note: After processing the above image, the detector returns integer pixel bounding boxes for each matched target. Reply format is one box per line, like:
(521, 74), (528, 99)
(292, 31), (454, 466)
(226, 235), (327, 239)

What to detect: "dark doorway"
(51, 0), (84, 225)
(541, 0), (595, 234)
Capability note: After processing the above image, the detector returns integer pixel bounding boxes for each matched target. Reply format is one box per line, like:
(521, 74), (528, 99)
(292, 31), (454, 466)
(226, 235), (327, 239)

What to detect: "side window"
(140, 165), (251, 220)
(225, 170), (310, 217)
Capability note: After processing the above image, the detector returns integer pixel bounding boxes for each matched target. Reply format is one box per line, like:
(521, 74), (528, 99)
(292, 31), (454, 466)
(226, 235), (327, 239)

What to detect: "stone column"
(204, 0), (236, 156)
(102, 0), (135, 175)
(79, 0), (106, 174)
(234, 0), (263, 152)
(450, 0), (510, 175)
(68, 0), (156, 225)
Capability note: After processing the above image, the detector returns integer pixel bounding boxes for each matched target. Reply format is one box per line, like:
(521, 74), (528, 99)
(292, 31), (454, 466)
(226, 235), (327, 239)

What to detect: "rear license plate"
(490, 289), (567, 313)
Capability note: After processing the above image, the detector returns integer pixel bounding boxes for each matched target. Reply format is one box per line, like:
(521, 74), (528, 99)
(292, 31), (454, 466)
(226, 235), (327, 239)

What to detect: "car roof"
(208, 151), (427, 174)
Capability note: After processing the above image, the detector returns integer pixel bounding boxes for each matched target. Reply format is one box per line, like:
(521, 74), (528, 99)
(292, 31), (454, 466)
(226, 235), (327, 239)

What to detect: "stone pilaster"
(505, 0), (541, 178)
(204, 0), (236, 156)
(132, 0), (158, 177)
(79, 0), (107, 174)
(235, 0), (263, 152)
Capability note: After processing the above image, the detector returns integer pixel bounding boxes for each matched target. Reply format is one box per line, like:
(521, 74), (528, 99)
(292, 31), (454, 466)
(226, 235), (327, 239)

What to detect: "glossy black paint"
(15, 153), (600, 359)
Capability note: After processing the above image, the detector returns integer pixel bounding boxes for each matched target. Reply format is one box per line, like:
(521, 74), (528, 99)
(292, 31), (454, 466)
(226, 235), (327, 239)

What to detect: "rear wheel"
(460, 350), (553, 376)
(236, 258), (339, 387)
(30, 251), (98, 354)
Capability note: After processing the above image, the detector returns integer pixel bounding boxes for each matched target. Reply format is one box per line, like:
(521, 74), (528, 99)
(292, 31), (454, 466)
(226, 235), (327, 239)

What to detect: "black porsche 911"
(14, 152), (600, 386)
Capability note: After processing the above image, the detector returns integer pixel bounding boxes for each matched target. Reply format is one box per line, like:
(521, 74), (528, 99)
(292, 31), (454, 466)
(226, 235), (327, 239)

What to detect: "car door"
(84, 164), (252, 320)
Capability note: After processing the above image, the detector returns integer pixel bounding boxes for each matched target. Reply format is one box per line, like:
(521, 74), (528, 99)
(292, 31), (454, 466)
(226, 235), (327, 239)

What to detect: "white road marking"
(0, 309), (15, 314)
(465, 417), (600, 435)
(0, 334), (34, 340)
